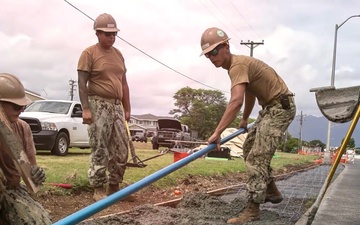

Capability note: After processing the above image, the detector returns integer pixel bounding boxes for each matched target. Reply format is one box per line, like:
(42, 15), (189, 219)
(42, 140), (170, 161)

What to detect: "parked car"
(20, 100), (89, 156)
(132, 131), (147, 143)
(151, 118), (191, 150)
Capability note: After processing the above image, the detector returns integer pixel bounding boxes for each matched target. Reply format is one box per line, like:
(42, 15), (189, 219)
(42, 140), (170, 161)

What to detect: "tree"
(287, 138), (300, 153)
(309, 139), (325, 150)
(341, 137), (355, 149)
(278, 132), (299, 153)
(169, 87), (228, 140)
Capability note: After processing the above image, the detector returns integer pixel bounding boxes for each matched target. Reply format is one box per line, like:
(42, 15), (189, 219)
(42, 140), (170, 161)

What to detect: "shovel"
(124, 121), (141, 166)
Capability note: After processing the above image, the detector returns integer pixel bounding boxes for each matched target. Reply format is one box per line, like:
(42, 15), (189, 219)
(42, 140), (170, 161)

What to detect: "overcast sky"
(1, 0), (359, 118)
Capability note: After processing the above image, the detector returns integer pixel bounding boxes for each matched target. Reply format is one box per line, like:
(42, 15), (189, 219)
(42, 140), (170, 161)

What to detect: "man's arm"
(207, 83), (246, 146)
(121, 74), (131, 121)
(22, 121), (46, 186)
(24, 123), (37, 165)
(78, 71), (90, 109)
(238, 91), (256, 128)
(77, 71), (92, 124)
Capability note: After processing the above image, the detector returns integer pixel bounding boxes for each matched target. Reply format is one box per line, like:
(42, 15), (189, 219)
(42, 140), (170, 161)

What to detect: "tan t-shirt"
(77, 43), (127, 100)
(228, 54), (291, 106)
(0, 119), (36, 187)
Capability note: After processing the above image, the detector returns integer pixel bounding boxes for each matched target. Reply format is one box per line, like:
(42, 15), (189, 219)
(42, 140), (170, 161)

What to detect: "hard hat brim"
(1, 96), (32, 106)
(200, 43), (219, 56)
(96, 28), (120, 32)
(199, 38), (230, 56)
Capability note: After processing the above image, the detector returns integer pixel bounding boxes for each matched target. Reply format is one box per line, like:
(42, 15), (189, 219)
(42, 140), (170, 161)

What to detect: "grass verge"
(35, 142), (318, 194)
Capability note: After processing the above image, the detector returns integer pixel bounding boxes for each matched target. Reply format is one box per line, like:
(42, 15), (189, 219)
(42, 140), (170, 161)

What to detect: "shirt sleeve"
(23, 123), (36, 164)
(77, 50), (92, 72)
(228, 63), (250, 89)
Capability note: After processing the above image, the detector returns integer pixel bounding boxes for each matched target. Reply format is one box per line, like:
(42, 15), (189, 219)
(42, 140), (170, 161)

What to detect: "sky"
(1, 0), (360, 118)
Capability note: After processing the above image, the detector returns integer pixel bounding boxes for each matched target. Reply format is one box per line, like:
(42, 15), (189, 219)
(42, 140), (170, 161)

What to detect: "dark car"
(151, 119), (191, 150)
(132, 131), (147, 143)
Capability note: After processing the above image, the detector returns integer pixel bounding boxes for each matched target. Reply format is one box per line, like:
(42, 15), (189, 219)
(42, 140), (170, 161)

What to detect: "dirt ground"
(34, 162), (317, 224)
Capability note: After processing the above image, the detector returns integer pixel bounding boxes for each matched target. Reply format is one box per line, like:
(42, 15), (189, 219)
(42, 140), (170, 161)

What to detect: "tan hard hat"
(200, 27), (230, 56)
(0, 73), (31, 106)
(93, 13), (120, 32)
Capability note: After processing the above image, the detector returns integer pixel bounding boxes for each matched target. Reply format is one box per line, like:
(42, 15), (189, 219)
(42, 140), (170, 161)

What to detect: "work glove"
(31, 165), (46, 186)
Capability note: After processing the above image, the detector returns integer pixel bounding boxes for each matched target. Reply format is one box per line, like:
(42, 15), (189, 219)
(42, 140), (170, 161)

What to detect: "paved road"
(311, 161), (360, 225)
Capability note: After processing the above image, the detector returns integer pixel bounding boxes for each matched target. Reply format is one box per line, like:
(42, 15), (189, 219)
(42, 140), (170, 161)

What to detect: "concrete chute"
(310, 85), (360, 123)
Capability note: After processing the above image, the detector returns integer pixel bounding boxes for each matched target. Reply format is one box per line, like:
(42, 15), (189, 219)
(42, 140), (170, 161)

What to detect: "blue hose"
(53, 126), (248, 225)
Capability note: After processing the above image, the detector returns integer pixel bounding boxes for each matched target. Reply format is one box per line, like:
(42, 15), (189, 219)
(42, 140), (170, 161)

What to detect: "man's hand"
(207, 132), (221, 151)
(82, 108), (93, 124)
(31, 165), (46, 186)
(124, 110), (131, 122)
(238, 119), (248, 132)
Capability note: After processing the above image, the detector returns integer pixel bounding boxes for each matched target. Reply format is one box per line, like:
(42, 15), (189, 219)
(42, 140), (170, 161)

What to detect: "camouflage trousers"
(0, 185), (52, 225)
(88, 99), (129, 188)
(242, 100), (296, 204)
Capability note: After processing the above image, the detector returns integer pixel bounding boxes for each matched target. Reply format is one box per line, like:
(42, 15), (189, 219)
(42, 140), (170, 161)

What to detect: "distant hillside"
(287, 115), (360, 148)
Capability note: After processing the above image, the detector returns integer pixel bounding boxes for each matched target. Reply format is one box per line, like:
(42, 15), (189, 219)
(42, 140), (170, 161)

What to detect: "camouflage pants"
(88, 99), (129, 188)
(0, 185), (52, 225)
(242, 100), (296, 204)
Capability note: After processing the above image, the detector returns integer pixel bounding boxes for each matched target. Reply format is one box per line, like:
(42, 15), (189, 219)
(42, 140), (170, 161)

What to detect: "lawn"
(35, 142), (318, 192)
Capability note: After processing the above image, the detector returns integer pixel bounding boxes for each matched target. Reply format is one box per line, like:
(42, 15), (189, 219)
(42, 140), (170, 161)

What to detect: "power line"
(64, 0), (228, 93)
(209, 0), (248, 40)
(198, 0), (243, 40)
(228, 0), (264, 41)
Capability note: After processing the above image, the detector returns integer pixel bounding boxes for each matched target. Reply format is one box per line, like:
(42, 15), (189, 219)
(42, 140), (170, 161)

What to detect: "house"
(25, 89), (46, 102)
(129, 113), (174, 136)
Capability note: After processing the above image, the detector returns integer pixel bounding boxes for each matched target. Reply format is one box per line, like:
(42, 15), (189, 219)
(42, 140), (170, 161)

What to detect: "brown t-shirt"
(0, 119), (36, 187)
(77, 43), (127, 100)
(228, 54), (291, 106)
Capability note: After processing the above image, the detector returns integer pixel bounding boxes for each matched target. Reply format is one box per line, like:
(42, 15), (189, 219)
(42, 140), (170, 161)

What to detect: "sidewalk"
(311, 161), (360, 225)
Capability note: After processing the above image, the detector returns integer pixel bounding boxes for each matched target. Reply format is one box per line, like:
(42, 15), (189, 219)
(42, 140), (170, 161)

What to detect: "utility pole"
(283, 131), (288, 152)
(298, 111), (306, 152)
(68, 79), (77, 101)
(240, 40), (264, 57)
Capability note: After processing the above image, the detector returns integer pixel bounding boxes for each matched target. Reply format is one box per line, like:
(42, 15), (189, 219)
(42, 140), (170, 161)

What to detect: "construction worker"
(77, 13), (133, 201)
(201, 27), (296, 224)
(0, 73), (51, 224)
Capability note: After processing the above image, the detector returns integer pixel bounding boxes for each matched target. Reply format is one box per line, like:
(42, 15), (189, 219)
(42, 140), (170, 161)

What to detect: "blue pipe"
(54, 126), (249, 225)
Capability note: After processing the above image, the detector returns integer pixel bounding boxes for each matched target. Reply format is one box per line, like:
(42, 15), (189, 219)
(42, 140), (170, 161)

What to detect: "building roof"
(131, 113), (174, 121)
(25, 89), (46, 102)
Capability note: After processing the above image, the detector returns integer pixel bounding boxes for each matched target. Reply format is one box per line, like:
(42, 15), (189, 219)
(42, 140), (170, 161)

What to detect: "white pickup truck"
(20, 100), (89, 156)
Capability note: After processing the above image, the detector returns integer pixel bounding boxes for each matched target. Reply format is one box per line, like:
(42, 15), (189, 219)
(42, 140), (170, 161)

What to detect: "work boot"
(227, 200), (260, 224)
(122, 194), (136, 202)
(107, 184), (136, 202)
(93, 186), (107, 201)
(107, 184), (120, 196)
(265, 180), (283, 204)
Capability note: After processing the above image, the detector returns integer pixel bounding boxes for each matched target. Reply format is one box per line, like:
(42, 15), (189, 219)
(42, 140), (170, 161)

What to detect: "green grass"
(35, 144), (318, 194)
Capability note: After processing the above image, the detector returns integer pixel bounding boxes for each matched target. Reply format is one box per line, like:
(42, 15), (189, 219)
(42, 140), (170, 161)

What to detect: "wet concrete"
(79, 165), (343, 225)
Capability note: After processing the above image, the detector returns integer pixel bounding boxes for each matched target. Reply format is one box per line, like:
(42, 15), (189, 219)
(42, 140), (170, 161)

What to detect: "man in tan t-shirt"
(200, 27), (296, 224)
(77, 13), (132, 202)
